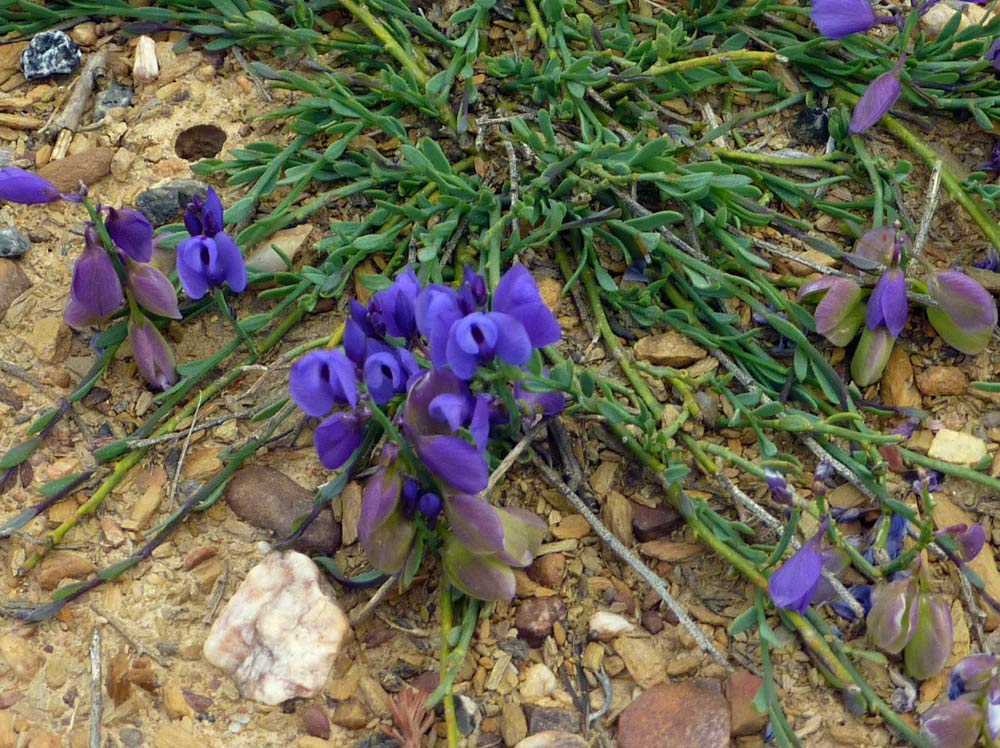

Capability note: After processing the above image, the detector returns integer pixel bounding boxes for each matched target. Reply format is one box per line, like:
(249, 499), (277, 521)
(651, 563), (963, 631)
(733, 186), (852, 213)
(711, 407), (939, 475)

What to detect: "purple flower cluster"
(0, 167), (182, 391)
(176, 188), (247, 300)
(289, 265), (563, 600)
(799, 225), (997, 386)
(922, 655), (1000, 748)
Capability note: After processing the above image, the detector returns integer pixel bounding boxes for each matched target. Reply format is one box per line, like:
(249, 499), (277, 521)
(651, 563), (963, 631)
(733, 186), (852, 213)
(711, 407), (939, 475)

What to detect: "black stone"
(0, 227), (30, 258)
(94, 82), (134, 121)
(357, 735), (400, 748)
(20, 31), (82, 81)
(134, 179), (209, 226)
(454, 694), (481, 736)
(792, 106), (831, 147)
(498, 638), (531, 665)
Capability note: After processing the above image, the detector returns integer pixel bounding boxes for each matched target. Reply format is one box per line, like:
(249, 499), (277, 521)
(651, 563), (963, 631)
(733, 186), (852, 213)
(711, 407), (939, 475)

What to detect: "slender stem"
(712, 147), (848, 174)
(438, 581), (460, 748)
(605, 51), (782, 99)
(336, 0), (431, 85)
(215, 288), (258, 357)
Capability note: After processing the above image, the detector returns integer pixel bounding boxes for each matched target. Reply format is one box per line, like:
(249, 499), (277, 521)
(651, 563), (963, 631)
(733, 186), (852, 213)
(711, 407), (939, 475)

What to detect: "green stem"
(336, 0), (431, 85)
(712, 147), (848, 174)
(438, 581), (460, 748)
(215, 288), (258, 357)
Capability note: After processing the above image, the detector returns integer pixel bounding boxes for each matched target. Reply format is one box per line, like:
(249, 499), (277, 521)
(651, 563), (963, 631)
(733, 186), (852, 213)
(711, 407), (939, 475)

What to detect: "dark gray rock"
(118, 728), (143, 748)
(20, 31), (81, 81)
(135, 179), (208, 226)
(454, 694), (481, 736)
(94, 82), (133, 121)
(526, 707), (581, 735)
(0, 227), (30, 258)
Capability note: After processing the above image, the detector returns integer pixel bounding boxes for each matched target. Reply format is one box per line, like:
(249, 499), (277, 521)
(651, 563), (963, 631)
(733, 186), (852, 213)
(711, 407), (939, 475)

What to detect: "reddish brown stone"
(515, 597), (567, 648)
(0, 259), (30, 319)
(526, 553), (566, 589)
(38, 147), (114, 192)
(725, 670), (766, 737)
(630, 502), (682, 542)
(617, 682), (729, 748)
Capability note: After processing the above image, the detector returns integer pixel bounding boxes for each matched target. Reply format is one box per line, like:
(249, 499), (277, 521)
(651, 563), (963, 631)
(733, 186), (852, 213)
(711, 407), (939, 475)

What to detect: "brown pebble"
(515, 597), (567, 648)
(303, 703), (331, 739)
(330, 699), (369, 730)
(916, 365), (967, 396)
(0, 259), (30, 319)
(36, 552), (95, 591)
(641, 610), (664, 635)
(183, 690), (212, 713)
(617, 682), (730, 748)
(224, 466), (340, 555)
(725, 670), (766, 737)
(526, 553), (566, 589)
(631, 502), (682, 542)
(183, 546), (218, 571)
(38, 147), (115, 192)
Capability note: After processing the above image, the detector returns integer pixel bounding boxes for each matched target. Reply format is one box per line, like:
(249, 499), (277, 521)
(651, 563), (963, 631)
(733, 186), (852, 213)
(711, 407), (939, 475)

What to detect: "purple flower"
(369, 267), (421, 340)
(289, 349), (359, 417)
(129, 318), (177, 391)
(445, 311), (533, 379)
(364, 351), (405, 404)
(866, 268), (908, 337)
(850, 60), (904, 135)
(444, 494), (546, 568)
(176, 232), (247, 300)
(417, 492), (442, 528)
(764, 468), (794, 506)
(904, 594), (953, 680)
(829, 584), (872, 621)
(105, 207), (154, 262)
(972, 245), (999, 271)
(768, 520), (827, 613)
(183, 187), (224, 238)
(125, 259), (181, 319)
(442, 535), (517, 602)
(63, 226), (124, 330)
(976, 141), (1000, 175)
(937, 523), (986, 563)
(314, 411), (365, 470)
(920, 700), (983, 748)
(403, 370), (489, 494)
(810, 0), (877, 39)
(492, 265), (561, 349)
(415, 283), (464, 369)
(0, 167), (61, 204)
(866, 575), (919, 654)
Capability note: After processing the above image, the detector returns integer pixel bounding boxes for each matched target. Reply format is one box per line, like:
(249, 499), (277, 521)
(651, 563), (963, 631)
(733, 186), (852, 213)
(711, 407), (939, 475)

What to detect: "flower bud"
(949, 653), (997, 700)
(0, 166), (61, 204)
(920, 699), (982, 748)
(866, 576), (919, 654)
(129, 318), (177, 391)
(804, 276), (865, 346)
(810, 0), (877, 39)
(132, 35), (159, 84)
(927, 270), (997, 355)
(904, 594), (953, 680)
(417, 492), (442, 528)
(851, 326), (895, 387)
(358, 466), (415, 574)
(125, 259), (180, 319)
(105, 207), (154, 262)
(764, 468), (794, 506)
(850, 63), (903, 135)
(64, 226), (124, 330)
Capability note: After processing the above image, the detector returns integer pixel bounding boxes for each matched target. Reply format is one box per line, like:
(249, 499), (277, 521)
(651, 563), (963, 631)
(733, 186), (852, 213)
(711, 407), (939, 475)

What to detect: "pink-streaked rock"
(202, 551), (350, 705)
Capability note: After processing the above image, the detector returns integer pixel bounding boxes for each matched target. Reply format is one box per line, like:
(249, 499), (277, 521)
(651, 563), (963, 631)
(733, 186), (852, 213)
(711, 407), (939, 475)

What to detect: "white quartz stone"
(588, 611), (635, 641)
(203, 550), (351, 705)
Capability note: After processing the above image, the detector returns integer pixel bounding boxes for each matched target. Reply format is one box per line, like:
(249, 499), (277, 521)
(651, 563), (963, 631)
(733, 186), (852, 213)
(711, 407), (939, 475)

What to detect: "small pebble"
(20, 30), (81, 80)
(135, 179), (209, 226)
(0, 227), (30, 259)
(302, 703), (330, 740)
(93, 82), (134, 121)
(589, 611), (635, 642)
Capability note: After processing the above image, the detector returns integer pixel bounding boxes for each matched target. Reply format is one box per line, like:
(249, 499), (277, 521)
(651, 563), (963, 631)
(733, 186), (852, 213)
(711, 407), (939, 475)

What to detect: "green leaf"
(39, 473), (87, 497)
(98, 558), (141, 581)
(27, 407), (61, 435)
(51, 581), (89, 602)
(0, 437), (41, 469)
(729, 606), (758, 636)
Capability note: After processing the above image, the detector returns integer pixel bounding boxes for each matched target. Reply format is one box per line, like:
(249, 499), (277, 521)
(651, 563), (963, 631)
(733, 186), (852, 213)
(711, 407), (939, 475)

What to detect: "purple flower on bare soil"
(767, 519), (828, 613)
(988, 37), (1000, 72)
(936, 523), (986, 563)
(866, 268), (908, 337)
(63, 225), (125, 330)
(925, 270), (998, 355)
(904, 594), (953, 680)
(810, 0), (877, 39)
(128, 317), (177, 391)
(851, 325), (895, 387)
(176, 188), (246, 300)
(949, 654), (997, 700)
(358, 456), (417, 574)
(513, 379), (566, 420)
(850, 56), (905, 135)
(0, 166), (62, 204)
